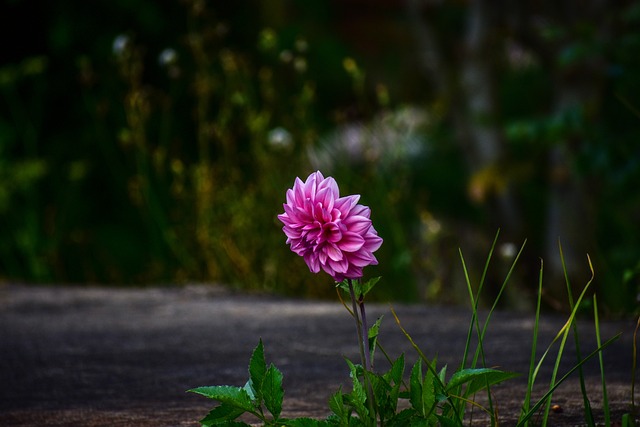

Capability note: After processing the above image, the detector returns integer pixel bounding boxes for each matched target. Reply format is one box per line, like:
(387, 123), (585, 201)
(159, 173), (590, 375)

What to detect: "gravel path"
(0, 284), (637, 426)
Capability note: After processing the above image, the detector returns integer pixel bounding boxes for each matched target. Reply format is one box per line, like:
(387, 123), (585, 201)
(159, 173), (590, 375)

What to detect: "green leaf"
(446, 368), (493, 390)
(465, 370), (518, 397)
(202, 421), (251, 427)
(384, 354), (405, 414)
(368, 316), (383, 364)
(445, 368), (517, 397)
(345, 359), (369, 420)
(422, 364), (436, 419)
(242, 380), (256, 401)
(370, 371), (394, 420)
(328, 387), (348, 424)
(409, 360), (423, 414)
(358, 276), (381, 298)
(387, 408), (419, 427)
(188, 386), (255, 412)
(368, 316), (383, 340)
(335, 277), (381, 300)
(263, 364), (284, 419)
(283, 417), (332, 426)
(438, 365), (447, 385)
(335, 279), (350, 294)
(435, 414), (462, 427)
(385, 353), (405, 386)
(249, 339), (267, 400)
(199, 403), (247, 426)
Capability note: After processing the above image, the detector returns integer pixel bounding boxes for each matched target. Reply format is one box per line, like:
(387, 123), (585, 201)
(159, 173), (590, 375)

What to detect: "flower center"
(321, 222), (342, 243)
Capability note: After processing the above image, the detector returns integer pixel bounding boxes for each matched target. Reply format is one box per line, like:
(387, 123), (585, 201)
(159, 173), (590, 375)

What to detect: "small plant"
(189, 171), (629, 426)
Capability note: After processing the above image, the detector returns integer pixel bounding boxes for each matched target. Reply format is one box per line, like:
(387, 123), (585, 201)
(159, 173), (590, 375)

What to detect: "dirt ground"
(0, 284), (637, 426)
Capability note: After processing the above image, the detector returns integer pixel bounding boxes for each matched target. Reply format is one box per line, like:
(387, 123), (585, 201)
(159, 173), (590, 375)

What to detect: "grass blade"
(390, 307), (462, 422)
(459, 230), (501, 372)
(520, 259), (544, 426)
(593, 295), (610, 427)
(524, 256), (597, 426)
(559, 243), (595, 426)
(517, 333), (621, 427)
(632, 315), (640, 414)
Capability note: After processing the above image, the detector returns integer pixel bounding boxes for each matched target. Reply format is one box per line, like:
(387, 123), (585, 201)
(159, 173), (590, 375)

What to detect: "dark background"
(1, 0), (639, 314)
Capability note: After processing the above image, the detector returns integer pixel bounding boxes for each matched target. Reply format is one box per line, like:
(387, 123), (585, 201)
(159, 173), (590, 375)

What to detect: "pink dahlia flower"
(278, 171), (383, 282)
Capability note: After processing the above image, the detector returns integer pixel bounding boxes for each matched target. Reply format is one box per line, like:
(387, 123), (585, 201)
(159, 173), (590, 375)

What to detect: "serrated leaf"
(328, 387), (348, 422)
(368, 316), (383, 365)
(248, 340), (267, 400)
(199, 403), (246, 426)
(263, 364), (284, 419)
(188, 386), (255, 412)
(438, 365), (447, 384)
(387, 408), (419, 427)
(370, 371), (394, 420)
(435, 365), (447, 403)
(446, 368), (517, 396)
(335, 279), (351, 294)
(463, 369), (518, 397)
(345, 359), (369, 419)
(385, 353), (405, 385)
(203, 421), (251, 427)
(385, 354), (405, 414)
(409, 360), (423, 414)
(408, 418), (431, 427)
(358, 276), (381, 298)
(284, 417), (332, 426)
(368, 316), (383, 340)
(446, 368), (492, 390)
(436, 414), (461, 427)
(422, 364), (436, 419)
(242, 380), (256, 401)
(336, 277), (382, 300)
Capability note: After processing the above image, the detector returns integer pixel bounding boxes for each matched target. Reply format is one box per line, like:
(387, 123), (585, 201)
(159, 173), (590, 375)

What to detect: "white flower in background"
(268, 127), (293, 150)
(309, 106), (429, 171)
(295, 37), (308, 53)
(158, 48), (178, 67)
(279, 50), (293, 63)
(112, 34), (130, 56)
(293, 57), (307, 73)
(499, 242), (518, 259)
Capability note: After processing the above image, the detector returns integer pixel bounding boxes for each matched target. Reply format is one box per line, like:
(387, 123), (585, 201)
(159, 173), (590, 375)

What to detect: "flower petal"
(345, 251), (375, 268)
(329, 257), (349, 274)
(338, 231), (365, 252)
(324, 243), (343, 262)
(334, 195), (360, 217)
(342, 215), (371, 234)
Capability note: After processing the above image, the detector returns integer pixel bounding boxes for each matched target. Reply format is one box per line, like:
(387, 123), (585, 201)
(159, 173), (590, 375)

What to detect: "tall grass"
(396, 234), (627, 426)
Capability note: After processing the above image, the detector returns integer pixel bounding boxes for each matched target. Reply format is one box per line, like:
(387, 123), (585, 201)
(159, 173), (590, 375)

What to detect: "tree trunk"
(543, 79), (600, 307)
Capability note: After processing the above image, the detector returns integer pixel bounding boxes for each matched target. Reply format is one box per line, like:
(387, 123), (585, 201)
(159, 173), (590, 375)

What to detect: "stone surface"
(0, 284), (637, 426)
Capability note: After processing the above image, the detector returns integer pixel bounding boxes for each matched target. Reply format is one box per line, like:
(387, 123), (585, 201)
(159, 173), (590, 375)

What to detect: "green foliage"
(188, 340), (286, 426)
(189, 386), (255, 413)
(447, 368), (518, 398)
(249, 340), (267, 402)
(367, 316), (383, 365)
(336, 277), (381, 302)
(192, 339), (490, 426)
(263, 366), (284, 420)
(190, 323), (517, 426)
(191, 239), (632, 426)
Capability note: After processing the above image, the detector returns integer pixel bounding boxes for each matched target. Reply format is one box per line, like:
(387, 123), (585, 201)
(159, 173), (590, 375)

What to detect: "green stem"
(359, 299), (373, 370)
(348, 279), (366, 370)
(348, 279), (377, 425)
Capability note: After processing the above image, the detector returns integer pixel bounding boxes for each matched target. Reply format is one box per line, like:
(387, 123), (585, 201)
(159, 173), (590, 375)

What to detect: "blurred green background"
(1, 0), (639, 314)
